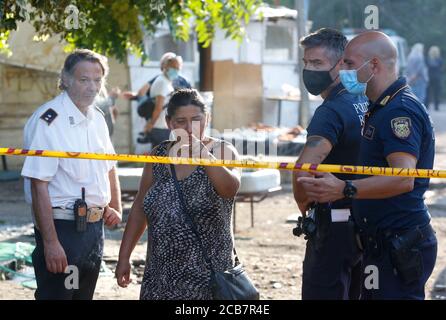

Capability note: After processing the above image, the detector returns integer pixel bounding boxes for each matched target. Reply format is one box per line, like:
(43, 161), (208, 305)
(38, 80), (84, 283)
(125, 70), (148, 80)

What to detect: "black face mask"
(302, 63), (337, 95)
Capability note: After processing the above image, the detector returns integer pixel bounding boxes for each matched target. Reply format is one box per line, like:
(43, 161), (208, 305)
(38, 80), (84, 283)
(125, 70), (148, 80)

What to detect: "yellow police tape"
(1, 147), (445, 179)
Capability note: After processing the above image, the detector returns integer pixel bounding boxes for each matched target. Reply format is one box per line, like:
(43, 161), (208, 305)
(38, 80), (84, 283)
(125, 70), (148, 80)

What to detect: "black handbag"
(170, 164), (259, 300)
(136, 96), (156, 120)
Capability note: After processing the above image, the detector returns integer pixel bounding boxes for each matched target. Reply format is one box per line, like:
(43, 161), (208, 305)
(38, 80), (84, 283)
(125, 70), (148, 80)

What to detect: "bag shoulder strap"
(169, 164), (240, 268)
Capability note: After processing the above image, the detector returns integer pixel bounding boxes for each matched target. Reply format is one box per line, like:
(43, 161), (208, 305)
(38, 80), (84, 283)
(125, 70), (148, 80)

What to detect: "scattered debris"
(132, 259), (146, 267)
(99, 261), (114, 277)
(0, 242), (36, 289)
(0, 224), (34, 240)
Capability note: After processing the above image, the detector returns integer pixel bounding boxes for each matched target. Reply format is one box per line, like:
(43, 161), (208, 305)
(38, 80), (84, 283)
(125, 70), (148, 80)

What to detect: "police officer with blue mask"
(298, 31), (437, 300)
(293, 28), (369, 300)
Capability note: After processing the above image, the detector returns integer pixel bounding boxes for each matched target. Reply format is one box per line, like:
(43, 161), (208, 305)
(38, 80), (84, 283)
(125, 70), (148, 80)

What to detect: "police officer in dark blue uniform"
(293, 28), (368, 300)
(298, 31), (437, 300)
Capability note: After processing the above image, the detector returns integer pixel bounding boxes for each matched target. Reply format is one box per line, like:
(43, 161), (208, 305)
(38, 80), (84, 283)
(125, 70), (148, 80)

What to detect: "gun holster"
(388, 226), (429, 285)
(312, 204), (331, 250)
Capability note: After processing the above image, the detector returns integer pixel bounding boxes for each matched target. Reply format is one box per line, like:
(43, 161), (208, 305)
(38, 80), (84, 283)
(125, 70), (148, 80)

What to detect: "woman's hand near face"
(173, 134), (215, 159)
(190, 135), (215, 159)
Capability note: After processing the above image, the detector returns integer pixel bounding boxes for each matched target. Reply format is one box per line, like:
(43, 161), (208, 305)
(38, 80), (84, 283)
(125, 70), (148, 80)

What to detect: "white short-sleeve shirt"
(21, 91), (116, 211)
(150, 73), (174, 129)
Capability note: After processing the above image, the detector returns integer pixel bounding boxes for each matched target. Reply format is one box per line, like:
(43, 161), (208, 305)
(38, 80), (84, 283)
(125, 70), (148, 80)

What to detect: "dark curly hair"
(166, 88), (209, 119)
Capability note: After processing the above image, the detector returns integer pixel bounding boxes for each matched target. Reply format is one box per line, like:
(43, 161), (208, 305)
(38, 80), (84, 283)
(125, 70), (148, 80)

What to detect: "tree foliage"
(0, 0), (262, 61)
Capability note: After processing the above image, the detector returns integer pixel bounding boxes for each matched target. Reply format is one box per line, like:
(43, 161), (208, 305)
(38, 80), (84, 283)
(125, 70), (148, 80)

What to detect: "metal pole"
(296, 0), (310, 127)
(347, 0), (353, 28)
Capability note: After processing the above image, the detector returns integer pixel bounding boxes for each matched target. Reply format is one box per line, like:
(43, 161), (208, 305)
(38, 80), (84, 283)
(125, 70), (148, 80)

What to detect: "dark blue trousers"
(361, 228), (437, 300)
(302, 221), (363, 300)
(32, 219), (104, 300)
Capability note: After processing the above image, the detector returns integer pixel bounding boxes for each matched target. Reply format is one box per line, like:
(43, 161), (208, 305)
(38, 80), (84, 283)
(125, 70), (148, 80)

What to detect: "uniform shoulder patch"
(40, 108), (58, 125)
(391, 117), (411, 139)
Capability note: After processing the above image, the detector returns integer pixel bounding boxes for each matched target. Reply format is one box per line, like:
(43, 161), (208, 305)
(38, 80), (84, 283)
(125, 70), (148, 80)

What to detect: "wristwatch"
(343, 180), (357, 199)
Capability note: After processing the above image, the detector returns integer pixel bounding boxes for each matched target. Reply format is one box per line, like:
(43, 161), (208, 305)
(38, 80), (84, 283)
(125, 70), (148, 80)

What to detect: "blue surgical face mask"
(339, 60), (374, 95)
(167, 68), (179, 81)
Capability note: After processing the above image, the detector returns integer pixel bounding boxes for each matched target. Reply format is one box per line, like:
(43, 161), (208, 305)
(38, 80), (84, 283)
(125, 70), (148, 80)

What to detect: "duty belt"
(359, 223), (435, 256)
(313, 205), (351, 223)
(52, 207), (104, 223)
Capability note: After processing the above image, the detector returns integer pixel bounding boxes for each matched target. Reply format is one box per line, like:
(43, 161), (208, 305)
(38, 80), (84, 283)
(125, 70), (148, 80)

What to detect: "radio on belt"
(74, 187), (87, 232)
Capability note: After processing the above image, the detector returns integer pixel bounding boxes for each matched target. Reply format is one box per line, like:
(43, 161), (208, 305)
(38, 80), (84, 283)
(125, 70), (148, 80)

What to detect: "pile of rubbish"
(247, 123), (306, 142)
(0, 242), (36, 289)
(0, 241), (114, 291)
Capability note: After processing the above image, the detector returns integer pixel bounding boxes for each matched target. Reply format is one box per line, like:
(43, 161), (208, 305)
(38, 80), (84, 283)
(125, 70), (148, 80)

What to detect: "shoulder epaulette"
(379, 96), (390, 106)
(40, 108), (58, 125)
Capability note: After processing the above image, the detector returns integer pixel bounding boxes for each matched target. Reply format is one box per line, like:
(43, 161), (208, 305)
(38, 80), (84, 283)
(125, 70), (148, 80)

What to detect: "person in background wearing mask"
(406, 43), (429, 104)
(122, 53), (191, 146)
(298, 31), (437, 300)
(143, 52), (181, 147)
(122, 55), (191, 103)
(293, 28), (368, 300)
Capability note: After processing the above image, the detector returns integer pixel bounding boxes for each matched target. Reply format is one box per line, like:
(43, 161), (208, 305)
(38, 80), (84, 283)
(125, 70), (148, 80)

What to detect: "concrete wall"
(0, 58), (131, 170)
(0, 22), (132, 170)
(0, 64), (59, 169)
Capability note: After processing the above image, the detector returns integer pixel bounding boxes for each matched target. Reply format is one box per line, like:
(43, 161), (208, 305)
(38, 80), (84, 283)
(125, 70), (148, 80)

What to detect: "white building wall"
(262, 63), (300, 127)
(212, 21), (306, 128)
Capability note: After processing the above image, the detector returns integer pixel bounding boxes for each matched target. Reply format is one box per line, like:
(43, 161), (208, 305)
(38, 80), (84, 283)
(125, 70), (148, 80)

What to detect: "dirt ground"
(2, 109), (446, 300)
(1, 181), (446, 300)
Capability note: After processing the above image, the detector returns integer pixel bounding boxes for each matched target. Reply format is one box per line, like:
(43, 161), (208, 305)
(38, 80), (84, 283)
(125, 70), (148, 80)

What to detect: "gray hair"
(300, 28), (347, 65)
(159, 52), (183, 71)
(408, 43), (424, 62)
(429, 46), (441, 60)
(59, 49), (109, 90)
